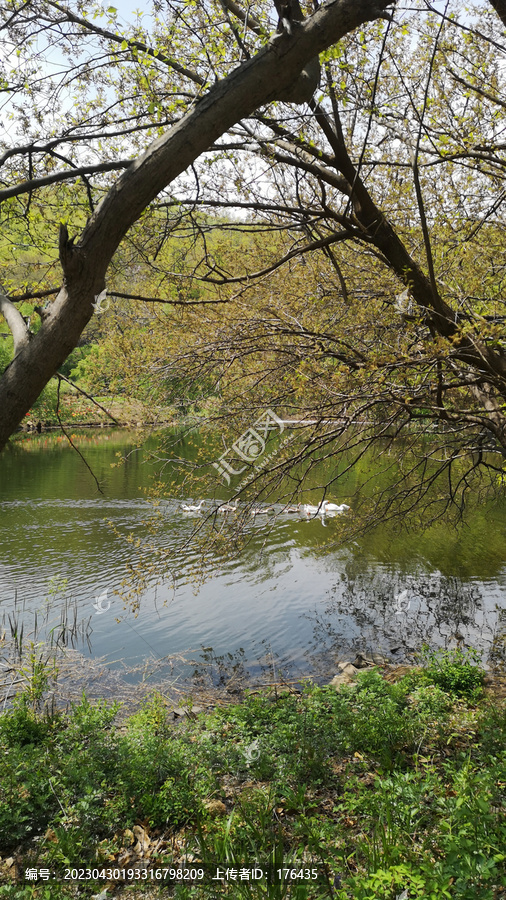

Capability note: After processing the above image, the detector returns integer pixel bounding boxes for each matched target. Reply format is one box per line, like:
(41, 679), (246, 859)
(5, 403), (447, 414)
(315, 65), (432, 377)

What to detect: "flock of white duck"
(180, 498), (350, 523)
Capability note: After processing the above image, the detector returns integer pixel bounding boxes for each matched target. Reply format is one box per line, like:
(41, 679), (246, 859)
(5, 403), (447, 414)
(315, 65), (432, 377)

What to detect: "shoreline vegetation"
(20, 394), (174, 433)
(0, 640), (505, 899)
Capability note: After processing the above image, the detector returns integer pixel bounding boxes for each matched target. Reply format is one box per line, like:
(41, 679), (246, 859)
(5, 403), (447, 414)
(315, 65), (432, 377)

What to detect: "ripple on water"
(1, 487), (505, 678)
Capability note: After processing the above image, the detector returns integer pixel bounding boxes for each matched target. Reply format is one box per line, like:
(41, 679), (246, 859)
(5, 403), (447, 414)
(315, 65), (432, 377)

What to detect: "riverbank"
(0, 648), (504, 899)
(22, 393), (175, 432)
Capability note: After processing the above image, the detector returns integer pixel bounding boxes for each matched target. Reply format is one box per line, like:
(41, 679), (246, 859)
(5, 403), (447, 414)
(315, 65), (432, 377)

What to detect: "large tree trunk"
(0, 0), (394, 452)
(488, 0), (506, 28)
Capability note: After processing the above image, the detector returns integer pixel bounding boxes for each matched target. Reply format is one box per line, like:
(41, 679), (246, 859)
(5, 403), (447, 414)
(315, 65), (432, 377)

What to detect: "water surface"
(1, 428), (505, 681)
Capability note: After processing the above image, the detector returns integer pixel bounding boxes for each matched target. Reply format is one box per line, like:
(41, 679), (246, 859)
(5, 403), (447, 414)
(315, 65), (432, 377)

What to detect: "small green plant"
(44, 575), (69, 607)
(409, 683), (451, 716)
(339, 863), (452, 900)
(16, 643), (58, 712)
(419, 646), (484, 699)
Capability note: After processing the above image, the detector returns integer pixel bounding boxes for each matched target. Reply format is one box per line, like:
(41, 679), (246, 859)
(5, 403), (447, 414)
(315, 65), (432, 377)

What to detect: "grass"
(0, 650), (504, 899)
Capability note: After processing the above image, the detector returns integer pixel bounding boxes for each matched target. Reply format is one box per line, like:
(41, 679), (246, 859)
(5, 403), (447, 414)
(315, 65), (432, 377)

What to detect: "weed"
(338, 862), (452, 900)
(16, 644), (58, 712)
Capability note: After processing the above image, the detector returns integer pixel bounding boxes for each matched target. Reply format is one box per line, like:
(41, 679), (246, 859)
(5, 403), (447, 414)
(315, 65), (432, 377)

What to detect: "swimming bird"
(299, 503), (322, 517)
(250, 506), (274, 516)
(300, 501), (351, 518)
(181, 500), (206, 512)
(321, 501), (351, 514)
(217, 500), (239, 513)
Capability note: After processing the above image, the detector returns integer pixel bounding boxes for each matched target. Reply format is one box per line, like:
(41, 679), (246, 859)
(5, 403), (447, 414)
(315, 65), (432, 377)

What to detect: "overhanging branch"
(0, 159), (133, 202)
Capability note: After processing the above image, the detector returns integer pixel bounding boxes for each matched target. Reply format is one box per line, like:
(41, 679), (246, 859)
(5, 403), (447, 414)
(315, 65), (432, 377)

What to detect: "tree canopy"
(1, 0), (506, 524)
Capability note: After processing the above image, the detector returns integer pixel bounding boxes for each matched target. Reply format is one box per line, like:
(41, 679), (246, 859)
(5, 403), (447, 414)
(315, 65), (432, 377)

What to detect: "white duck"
(300, 503), (321, 517)
(181, 500), (206, 513)
(321, 501), (351, 514)
(300, 501), (351, 518)
(217, 500), (239, 513)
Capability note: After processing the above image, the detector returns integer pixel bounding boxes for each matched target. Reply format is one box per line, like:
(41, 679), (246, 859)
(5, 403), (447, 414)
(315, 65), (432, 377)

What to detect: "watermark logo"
(92, 289), (110, 315)
(394, 589), (411, 615)
(93, 588), (111, 615)
(242, 739), (261, 766)
(212, 409), (287, 485)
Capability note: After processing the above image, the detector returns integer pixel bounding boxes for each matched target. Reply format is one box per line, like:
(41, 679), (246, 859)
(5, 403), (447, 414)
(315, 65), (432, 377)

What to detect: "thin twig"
(55, 376), (104, 494)
(58, 372), (121, 425)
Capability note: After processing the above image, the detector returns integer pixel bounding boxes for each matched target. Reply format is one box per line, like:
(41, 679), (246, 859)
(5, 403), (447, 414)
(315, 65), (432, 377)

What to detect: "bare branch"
(108, 290), (230, 305)
(200, 229), (353, 284)
(220, 0), (264, 35)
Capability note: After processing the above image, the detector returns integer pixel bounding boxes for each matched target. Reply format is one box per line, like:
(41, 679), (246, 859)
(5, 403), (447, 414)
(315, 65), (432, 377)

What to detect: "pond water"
(1, 427), (505, 683)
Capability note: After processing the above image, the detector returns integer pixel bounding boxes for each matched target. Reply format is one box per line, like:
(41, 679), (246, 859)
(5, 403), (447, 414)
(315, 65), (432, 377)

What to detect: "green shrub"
(408, 683), (451, 715)
(339, 863), (452, 900)
(419, 647), (484, 699)
(0, 703), (52, 747)
(0, 740), (57, 844)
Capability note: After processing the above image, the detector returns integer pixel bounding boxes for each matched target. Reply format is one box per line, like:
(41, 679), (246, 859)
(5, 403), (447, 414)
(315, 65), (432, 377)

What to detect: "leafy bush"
(339, 863), (452, 900)
(0, 738), (57, 844)
(419, 646), (484, 699)
(0, 692), (212, 853)
(434, 756), (506, 894)
(118, 730), (210, 828)
(58, 344), (92, 379)
(408, 684), (451, 717)
(0, 702), (53, 747)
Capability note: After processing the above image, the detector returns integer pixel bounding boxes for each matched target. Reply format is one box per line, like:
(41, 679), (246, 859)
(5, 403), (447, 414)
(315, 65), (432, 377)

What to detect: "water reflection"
(304, 564), (504, 673)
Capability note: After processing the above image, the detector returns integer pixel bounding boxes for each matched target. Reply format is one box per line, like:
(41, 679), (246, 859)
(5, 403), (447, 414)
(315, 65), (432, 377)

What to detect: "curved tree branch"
(220, 0), (264, 35)
(0, 288), (30, 357)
